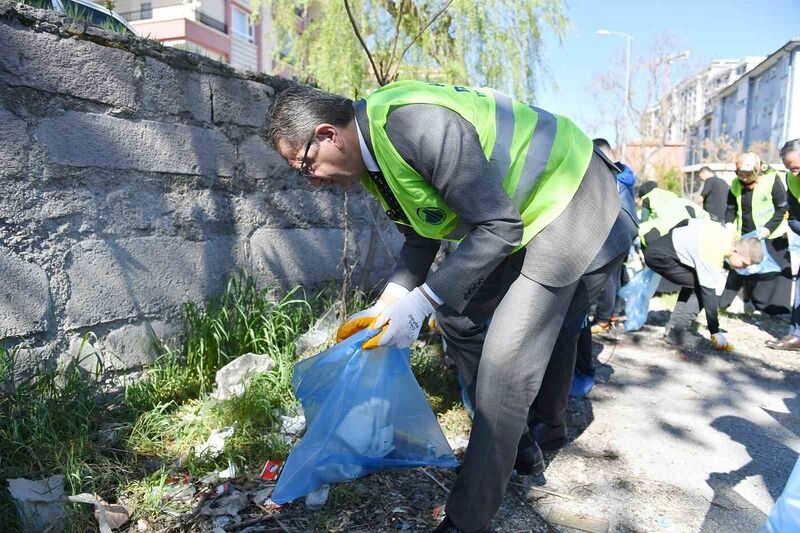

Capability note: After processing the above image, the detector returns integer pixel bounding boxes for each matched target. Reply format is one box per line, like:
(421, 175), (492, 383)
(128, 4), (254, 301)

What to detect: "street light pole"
(597, 29), (633, 161)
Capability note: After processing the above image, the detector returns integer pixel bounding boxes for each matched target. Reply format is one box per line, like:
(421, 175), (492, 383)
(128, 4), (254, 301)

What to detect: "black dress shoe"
(532, 422), (567, 451)
(513, 440), (545, 476)
(766, 335), (800, 351)
(431, 515), (490, 533)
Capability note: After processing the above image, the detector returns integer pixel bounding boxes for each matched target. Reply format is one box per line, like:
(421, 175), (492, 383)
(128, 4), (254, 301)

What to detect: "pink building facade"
(116, 0), (272, 73)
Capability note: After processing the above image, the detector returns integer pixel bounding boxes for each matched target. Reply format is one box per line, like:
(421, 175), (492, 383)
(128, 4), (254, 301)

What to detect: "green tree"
(260, 0), (569, 100)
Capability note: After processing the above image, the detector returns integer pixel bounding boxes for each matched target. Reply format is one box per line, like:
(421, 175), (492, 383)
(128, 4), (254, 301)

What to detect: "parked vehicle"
(26, 0), (137, 35)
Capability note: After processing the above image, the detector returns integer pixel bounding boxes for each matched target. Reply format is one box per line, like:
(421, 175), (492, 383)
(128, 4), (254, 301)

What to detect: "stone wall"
(0, 0), (400, 379)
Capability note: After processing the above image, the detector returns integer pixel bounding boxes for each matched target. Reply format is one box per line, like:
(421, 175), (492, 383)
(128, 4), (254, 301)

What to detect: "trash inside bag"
(271, 329), (458, 504)
(735, 231), (780, 276)
(763, 457), (800, 532)
(618, 267), (661, 332)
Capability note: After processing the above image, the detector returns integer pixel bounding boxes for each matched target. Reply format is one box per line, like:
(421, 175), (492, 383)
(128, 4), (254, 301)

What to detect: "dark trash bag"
(618, 267), (661, 332)
(271, 329), (458, 504)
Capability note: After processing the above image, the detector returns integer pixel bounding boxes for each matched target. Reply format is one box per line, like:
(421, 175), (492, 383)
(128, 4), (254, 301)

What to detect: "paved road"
(519, 308), (800, 532)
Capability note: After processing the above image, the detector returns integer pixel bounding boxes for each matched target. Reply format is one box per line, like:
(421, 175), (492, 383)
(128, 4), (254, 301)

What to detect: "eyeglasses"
(298, 135), (315, 179)
(736, 170), (756, 181)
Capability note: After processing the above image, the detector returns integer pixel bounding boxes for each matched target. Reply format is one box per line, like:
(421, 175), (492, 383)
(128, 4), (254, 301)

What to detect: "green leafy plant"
(263, 0), (569, 100)
(126, 276), (315, 412)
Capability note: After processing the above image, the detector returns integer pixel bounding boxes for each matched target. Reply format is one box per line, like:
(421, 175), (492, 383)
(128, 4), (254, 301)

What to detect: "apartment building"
(116, 0), (273, 73)
(687, 39), (800, 165)
(641, 57), (764, 144)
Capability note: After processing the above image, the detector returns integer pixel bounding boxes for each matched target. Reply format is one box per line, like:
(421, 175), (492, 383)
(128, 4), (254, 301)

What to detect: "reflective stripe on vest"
(513, 107), (558, 208)
(730, 171), (788, 239)
(488, 90), (514, 183)
(638, 188), (705, 245)
(363, 80), (593, 248)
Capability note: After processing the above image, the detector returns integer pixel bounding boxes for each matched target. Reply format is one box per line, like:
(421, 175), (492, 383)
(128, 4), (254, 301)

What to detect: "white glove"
(757, 226), (770, 239)
(367, 287), (435, 349)
(337, 283), (409, 343)
(349, 282), (409, 321)
(711, 332), (732, 351)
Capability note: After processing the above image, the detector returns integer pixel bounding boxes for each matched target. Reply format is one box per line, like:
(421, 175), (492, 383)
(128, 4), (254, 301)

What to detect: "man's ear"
(315, 123), (341, 148)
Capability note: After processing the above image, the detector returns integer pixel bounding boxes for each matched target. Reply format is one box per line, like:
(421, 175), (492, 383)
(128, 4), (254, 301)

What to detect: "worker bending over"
(267, 81), (637, 533)
(644, 217), (763, 348)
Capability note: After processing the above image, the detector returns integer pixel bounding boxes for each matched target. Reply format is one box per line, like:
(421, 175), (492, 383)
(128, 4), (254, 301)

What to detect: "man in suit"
(267, 81), (638, 533)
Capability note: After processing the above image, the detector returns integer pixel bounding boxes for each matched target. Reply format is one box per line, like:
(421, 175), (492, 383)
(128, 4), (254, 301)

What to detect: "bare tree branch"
(386, 0), (407, 77)
(343, 0), (385, 86)
(389, 0), (455, 81)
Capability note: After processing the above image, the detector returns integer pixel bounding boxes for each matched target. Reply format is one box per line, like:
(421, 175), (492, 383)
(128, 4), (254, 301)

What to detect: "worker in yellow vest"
(767, 140), (800, 350)
(722, 152), (790, 313)
(267, 81), (638, 532)
(637, 180), (708, 248)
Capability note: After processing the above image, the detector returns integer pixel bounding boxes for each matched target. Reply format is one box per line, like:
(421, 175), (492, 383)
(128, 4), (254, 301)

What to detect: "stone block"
(142, 57), (212, 123)
(270, 189), (344, 227)
(0, 22), (136, 108)
(207, 75), (273, 127)
(231, 192), (286, 235)
(164, 189), (235, 239)
(65, 236), (241, 328)
(101, 320), (182, 369)
(248, 228), (345, 287)
(36, 112), (235, 177)
(0, 248), (51, 337)
(0, 108), (29, 177)
(240, 134), (292, 184)
(4, 343), (57, 386)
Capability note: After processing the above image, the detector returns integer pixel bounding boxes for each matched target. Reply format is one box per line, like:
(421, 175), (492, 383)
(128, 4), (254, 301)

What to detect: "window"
(232, 7), (254, 42)
(140, 1), (151, 19)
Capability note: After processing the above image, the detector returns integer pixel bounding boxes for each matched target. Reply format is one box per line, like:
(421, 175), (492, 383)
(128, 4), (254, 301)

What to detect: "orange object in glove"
(335, 282), (409, 344)
(711, 332), (733, 352)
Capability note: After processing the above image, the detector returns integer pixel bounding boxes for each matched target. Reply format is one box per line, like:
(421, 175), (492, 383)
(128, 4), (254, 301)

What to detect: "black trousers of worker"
(594, 263), (622, 323)
(643, 236), (705, 333)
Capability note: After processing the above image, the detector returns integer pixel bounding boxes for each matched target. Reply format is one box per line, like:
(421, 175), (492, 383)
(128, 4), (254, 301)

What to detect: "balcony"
(119, 2), (226, 34)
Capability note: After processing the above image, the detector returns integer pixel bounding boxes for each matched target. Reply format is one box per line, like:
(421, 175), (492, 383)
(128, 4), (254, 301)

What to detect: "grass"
(19, 0), (129, 35)
(0, 342), (133, 530)
(126, 276), (315, 411)
(0, 275), (467, 529)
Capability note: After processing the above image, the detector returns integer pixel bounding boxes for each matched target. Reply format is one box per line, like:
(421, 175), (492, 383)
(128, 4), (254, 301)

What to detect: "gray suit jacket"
(354, 100), (634, 313)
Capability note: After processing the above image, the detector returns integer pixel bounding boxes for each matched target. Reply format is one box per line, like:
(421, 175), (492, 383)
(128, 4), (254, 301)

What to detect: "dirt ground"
(165, 297), (800, 533)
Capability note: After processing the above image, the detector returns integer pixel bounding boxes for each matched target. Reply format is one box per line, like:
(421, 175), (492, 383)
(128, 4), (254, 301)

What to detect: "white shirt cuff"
(420, 283), (444, 305)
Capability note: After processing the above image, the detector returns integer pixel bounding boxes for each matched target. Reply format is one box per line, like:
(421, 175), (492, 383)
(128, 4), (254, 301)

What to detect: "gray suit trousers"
(438, 154), (637, 531)
(438, 245), (627, 532)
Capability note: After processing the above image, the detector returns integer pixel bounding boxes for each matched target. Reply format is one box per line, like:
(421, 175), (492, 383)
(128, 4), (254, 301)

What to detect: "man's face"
(278, 123), (363, 188)
(736, 169), (759, 188)
(784, 152), (800, 177)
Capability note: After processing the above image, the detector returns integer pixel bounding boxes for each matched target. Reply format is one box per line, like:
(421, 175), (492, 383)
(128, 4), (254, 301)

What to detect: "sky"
(533, 0), (800, 143)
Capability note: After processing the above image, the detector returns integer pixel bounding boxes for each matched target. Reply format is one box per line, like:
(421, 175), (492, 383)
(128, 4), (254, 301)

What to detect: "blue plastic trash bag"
(617, 267), (661, 332)
(763, 457), (800, 532)
(271, 329), (459, 504)
(736, 231), (780, 276)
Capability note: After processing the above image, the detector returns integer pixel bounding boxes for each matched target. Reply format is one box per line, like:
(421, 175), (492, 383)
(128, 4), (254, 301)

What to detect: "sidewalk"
(507, 304), (800, 532)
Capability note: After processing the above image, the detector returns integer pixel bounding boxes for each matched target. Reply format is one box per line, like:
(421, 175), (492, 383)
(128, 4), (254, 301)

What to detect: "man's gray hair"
(780, 138), (800, 159)
(265, 85), (354, 151)
(733, 237), (764, 265)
